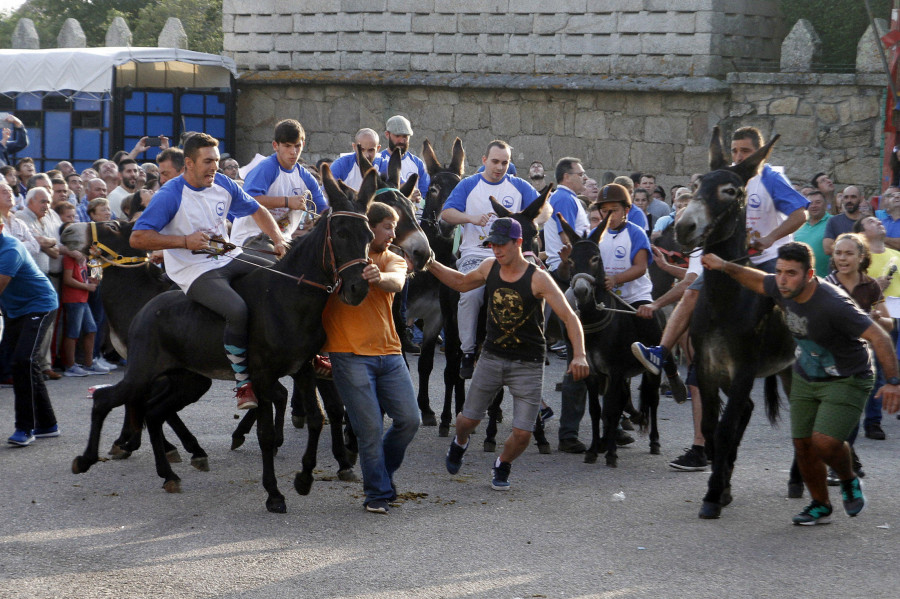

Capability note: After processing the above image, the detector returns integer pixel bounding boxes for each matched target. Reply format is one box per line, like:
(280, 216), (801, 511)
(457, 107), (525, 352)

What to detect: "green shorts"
(789, 371), (875, 440)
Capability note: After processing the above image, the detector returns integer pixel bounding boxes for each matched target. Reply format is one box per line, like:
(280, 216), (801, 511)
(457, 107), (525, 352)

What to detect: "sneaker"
(668, 446), (708, 471)
(826, 469), (840, 486)
(558, 438), (586, 453)
(8, 429), (35, 446)
(236, 383), (258, 410)
(95, 357), (118, 371)
(864, 424), (886, 440)
(64, 365), (90, 377)
(460, 353), (476, 379)
(365, 499), (390, 514)
(840, 477), (866, 517)
(549, 341), (566, 352)
(491, 461), (512, 491)
(793, 500), (833, 525)
(851, 449), (865, 479)
(631, 342), (663, 376)
(82, 362), (110, 375)
(33, 425), (60, 438)
(540, 406), (555, 423)
(446, 439), (467, 474)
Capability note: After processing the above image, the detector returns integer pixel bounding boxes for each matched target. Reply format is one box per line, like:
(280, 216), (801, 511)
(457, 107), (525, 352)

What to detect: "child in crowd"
(60, 244), (108, 377)
(87, 198), (112, 222)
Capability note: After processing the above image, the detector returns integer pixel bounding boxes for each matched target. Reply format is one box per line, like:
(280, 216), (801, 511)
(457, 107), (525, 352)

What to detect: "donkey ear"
(357, 168), (379, 207)
(356, 144), (373, 172)
(399, 173), (418, 198)
(729, 134), (778, 185)
(489, 195), (511, 217)
(421, 139), (440, 175)
(320, 163), (351, 211)
(558, 212), (579, 243)
(589, 214), (609, 244)
(448, 137), (466, 177)
(387, 148), (402, 187)
(708, 126), (729, 172)
(520, 185), (552, 222)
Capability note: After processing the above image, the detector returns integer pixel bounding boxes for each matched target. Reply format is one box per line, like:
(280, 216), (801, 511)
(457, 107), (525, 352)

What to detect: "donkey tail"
(763, 374), (781, 425)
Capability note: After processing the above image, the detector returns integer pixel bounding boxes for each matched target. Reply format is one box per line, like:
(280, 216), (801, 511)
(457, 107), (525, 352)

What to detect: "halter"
(89, 221), (150, 269)
(567, 241), (640, 332)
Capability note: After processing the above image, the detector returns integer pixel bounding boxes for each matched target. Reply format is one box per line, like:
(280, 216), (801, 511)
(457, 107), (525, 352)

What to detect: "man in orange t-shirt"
(322, 201), (420, 514)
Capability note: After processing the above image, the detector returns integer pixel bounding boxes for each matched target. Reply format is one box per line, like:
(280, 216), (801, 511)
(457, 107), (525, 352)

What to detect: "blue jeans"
(330, 353), (420, 504)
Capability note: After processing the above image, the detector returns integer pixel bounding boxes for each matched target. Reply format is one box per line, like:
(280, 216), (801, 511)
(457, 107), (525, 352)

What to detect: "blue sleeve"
(653, 214), (673, 233)
(442, 175), (481, 212)
(133, 181), (183, 231)
(762, 165), (808, 215)
(300, 167), (328, 212)
(507, 162), (517, 175)
(0, 243), (25, 277)
(329, 154), (354, 182)
(876, 209), (888, 220)
(376, 150), (390, 176)
(6, 127), (28, 154)
(628, 205), (648, 229)
(412, 154), (430, 198)
(476, 164), (484, 173)
(509, 176), (539, 208)
(242, 156), (279, 197)
(628, 224), (653, 265)
(218, 174), (261, 219)
(550, 192), (579, 234)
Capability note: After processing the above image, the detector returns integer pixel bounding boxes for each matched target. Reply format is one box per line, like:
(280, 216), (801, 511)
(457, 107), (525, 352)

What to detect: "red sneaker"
(236, 383), (258, 410)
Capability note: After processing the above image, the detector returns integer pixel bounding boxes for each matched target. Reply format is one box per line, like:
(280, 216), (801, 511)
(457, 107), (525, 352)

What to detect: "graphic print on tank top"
(490, 286), (536, 348)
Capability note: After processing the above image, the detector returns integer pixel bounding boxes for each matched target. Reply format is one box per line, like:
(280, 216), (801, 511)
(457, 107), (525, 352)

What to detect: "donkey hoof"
(71, 456), (91, 474)
(537, 443), (552, 455)
(163, 479), (181, 494)
(345, 451), (358, 467)
(483, 440), (496, 452)
(294, 472), (314, 496)
(438, 424), (450, 437)
(721, 488), (733, 507)
(291, 414), (306, 429)
(650, 444), (661, 455)
(698, 501), (722, 519)
(787, 481), (804, 499)
(191, 456), (210, 472)
(166, 449), (182, 464)
(337, 468), (358, 482)
(584, 452), (598, 464)
(267, 496), (287, 514)
(108, 443), (130, 459)
(230, 435), (245, 451)
(605, 455), (618, 468)
(421, 412), (437, 427)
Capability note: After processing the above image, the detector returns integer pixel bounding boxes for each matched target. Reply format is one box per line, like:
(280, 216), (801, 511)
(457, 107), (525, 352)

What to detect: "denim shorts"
(64, 302), (97, 338)
(462, 350), (544, 431)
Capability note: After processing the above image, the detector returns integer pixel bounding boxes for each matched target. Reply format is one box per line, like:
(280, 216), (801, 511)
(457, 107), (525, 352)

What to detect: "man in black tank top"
(427, 218), (590, 491)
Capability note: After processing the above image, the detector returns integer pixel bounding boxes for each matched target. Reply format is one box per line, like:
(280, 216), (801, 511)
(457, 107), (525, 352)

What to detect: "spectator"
(0, 114), (28, 169)
(375, 115), (430, 201)
(880, 188), (900, 251)
(77, 178), (108, 223)
(156, 147), (185, 185)
(98, 159), (120, 193)
(59, 234), (108, 377)
(0, 183), (39, 261)
(141, 162), (159, 178)
(584, 178), (599, 203)
(330, 128), (381, 191)
(106, 158), (140, 217)
(632, 188), (652, 234)
(528, 161), (546, 190)
(794, 190), (832, 277)
(824, 186), (865, 255)
(65, 172), (84, 204)
(15, 157), (34, 199)
(50, 178), (69, 208)
(220, 157), (241, 181)
(87, 198), (112, 222)
(811, 172), (837, 214)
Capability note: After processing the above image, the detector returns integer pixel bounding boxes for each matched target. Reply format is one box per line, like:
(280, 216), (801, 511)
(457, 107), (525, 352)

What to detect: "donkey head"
(676, 126), (777, 252)
(420, 138), (465, 259)
(60, 219), (142, 259)
(489, 185), (553, 259)
(559, 212), (607, 311)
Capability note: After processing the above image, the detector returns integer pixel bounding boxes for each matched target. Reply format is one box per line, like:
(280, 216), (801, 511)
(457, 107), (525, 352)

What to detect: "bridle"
(89, 221), (149, 269)
(567, 241), (638, 332)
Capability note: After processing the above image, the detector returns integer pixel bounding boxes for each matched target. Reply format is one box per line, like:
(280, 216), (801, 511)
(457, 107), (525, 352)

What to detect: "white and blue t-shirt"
(330, 152), (365, 191)
(442, 173), (539, 258)
(230, 154), (327, 247)
(134, 173), (260, 292)
(375, 149), (430, 198)
(545, 185), (589, 271)
(745, 164), (809, 266)
(599, 221), (653, 304)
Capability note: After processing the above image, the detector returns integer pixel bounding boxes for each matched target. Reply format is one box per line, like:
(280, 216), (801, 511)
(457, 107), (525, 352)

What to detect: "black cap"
(482, 217), (523, 246)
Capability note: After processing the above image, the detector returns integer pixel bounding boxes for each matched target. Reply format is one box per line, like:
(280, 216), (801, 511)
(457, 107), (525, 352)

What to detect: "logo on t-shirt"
(614, 245), (626, 259)
(785, 310), (808, 337)
(500, 195), (514, 209)
(747, 193), (761, 209)
(215, 201), (225, 217)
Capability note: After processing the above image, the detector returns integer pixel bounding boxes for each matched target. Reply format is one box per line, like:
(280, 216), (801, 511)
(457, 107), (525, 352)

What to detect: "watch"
(887, 377), (900, 386)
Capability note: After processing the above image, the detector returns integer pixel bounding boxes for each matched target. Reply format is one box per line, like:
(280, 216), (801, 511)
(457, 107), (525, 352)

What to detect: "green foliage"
(781, 0), (894, 67)
(0, 0), (222, 54)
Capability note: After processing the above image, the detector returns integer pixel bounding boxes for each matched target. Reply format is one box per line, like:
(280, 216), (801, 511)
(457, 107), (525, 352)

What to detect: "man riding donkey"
(131, 133), (288, 410)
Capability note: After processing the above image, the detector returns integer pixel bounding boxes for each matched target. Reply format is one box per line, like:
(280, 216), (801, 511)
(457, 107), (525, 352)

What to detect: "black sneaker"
(446, 440), (467, 474)
(460, 353), (476, 379)
(668, 446), (708, 471)
(826, 469), (840, 486)
(840, 477), (866, 517)
(864, 424), (886, 440)
(792, 500), (833, 525)
(365, 499), (390, 514)
(491, 461), (511, 491)
(558, 438), (586, 453)
(540, 406), (555, 423)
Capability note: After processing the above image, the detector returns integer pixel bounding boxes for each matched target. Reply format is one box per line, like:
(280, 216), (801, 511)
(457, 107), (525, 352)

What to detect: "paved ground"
(2, 352), (900, 598)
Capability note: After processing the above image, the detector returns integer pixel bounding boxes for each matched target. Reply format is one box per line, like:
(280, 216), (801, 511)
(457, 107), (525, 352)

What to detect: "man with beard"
(106, 159), (140, 217)
(375, 116), (429, 202)
(330, 128), (381, 191)
(823, 186), (864, 255)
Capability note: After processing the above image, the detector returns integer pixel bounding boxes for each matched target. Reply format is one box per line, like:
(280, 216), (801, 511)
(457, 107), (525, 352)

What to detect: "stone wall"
(223, 0), (783, 78)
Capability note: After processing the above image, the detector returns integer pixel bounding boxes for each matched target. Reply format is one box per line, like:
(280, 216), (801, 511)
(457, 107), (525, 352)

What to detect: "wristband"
(887, 377), (900, 386)
(284, 196), (288, 208)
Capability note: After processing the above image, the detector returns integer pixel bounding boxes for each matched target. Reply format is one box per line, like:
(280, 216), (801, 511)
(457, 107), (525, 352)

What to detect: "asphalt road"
(2, 352), (900, 598)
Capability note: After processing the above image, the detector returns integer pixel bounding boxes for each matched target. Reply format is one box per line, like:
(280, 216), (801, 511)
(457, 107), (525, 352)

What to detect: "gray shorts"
(462, 351), (544, 432)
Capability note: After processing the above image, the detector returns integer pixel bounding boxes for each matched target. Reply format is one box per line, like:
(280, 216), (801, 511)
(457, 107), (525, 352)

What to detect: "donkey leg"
(294, 385), (325, 496)
(584, 380), (602, 464)
(700, 385), (752, 519)
(165, 374), (213, 471)
(254, 379), (286, 514)
(73, 382), (130, 474)
(146, 408), (181, 493)
(642, 373), (662, 455)
(231, 409), (257, 451)
(318, 378), (356, 480)
(417, 337), (438, 426)
(603, 378), (628, 467)
(273, 381), (288, 451)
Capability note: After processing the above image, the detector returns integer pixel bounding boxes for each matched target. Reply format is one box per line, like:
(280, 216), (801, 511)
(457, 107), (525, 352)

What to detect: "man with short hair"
(331, 128), (382, 191)
(376, 115), (429, 200)
(55, 161), (75, 178)
(0, 114), (28, 169)
(156, 148), (185, 185)
(220, 157), (240, 180)
(98, 160), (120, 194)
(823, 186), (864, 255)
(583, 178), (599, 203)
(106, 159), (140, 217)
(545, 157), (589, 282)
(14, 157), (34, 200)
(794, 190), (832, 277)
(50, 178), (69, 207)
(65, 173), (84, 204)
(132, 133), (288, 410)
(812, 172), (836, 214)
(640, 173), (670, 223)
(880, 188), (900, 251)
(702, 241), (900, 525)
(440, 140), (539, 378)
(528, 161), (546, 190)
(231, 119), (326, 247)
(76, 178), (108, 223)
(638, 173), (655, 191)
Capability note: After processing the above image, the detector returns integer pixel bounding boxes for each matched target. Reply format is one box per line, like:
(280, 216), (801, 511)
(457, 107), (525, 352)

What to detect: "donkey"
(407, 138), (467, 433)
(558, 215), (663, 466)
(71, 164), (377, 514)
(675, 127), (795, 519)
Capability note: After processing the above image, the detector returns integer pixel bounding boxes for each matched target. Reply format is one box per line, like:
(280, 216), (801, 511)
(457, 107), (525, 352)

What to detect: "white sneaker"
(82, 362), (110, 375)
(64, 365), (90, 377)
(95, 357), (117, 371)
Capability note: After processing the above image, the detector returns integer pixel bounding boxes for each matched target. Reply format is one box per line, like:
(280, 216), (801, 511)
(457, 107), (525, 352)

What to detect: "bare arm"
(131, 228), (210, 252)
(0, 273), (10, 295)
(253, 194), (311, 212)
(651, 246), (688, 280)
(754, 207), (807, 251)
(636, 272), (698, 319)
(701, 253), (766, 295)
(871, 301), (894, 332)
(250, 206), (287, 257)
(863, 322), (900, 413)
(426, 257), (492, 293)
(605, 248), (648, 290)
(885, 237), (900, 251)
(62, 267), (96, 292)
(363, 258), (406, 293)
(532, 270), (589, 380)
(823, 236), (836, 256)
(440, 207), (491, 227)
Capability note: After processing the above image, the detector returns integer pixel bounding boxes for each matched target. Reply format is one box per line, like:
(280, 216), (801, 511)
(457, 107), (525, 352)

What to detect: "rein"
(89, 221), (150, 269)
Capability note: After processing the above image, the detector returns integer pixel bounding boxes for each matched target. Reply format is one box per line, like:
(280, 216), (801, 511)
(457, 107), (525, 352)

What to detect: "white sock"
(453, 436), (468, 449)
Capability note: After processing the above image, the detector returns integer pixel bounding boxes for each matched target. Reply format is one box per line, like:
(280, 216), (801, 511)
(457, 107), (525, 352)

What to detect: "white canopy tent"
(0, 47), (237, 99)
